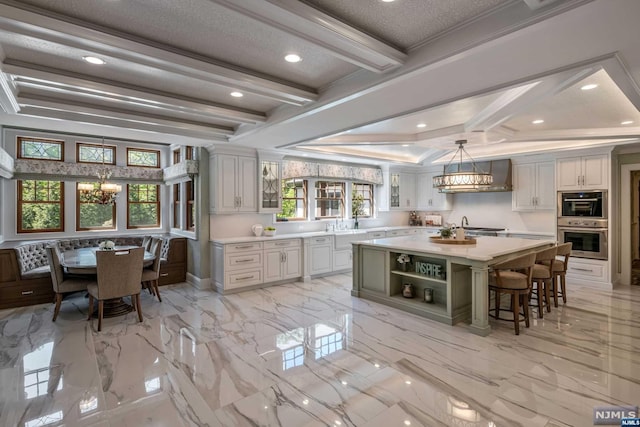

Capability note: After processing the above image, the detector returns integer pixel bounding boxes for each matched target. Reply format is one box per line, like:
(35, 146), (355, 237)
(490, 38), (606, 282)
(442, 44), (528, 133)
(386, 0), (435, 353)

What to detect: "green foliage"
(19, 180), (62, 231)
(352, 193), (365, 219)
(79, 204), (114, 229)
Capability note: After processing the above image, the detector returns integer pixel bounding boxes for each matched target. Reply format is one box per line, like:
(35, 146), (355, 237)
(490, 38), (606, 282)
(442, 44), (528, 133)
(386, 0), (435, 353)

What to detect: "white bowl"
(264, 230), (276, 237)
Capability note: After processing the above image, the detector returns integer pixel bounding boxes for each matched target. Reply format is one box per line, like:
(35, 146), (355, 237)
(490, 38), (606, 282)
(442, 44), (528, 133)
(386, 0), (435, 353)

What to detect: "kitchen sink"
(332, 229), (368, 235)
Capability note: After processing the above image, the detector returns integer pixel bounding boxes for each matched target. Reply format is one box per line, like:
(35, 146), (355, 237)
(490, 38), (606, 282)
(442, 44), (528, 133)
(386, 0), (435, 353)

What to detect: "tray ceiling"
(0, 0), (639, 165)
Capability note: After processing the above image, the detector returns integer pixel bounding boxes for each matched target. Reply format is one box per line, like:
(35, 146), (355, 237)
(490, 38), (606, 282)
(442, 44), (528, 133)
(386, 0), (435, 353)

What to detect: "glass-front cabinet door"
(260, 160), (281, 212)
(390, 173), (400, 208)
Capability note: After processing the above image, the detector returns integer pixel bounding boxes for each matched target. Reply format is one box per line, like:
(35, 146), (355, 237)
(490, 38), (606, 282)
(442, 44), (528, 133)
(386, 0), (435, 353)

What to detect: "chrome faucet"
(461, 216), (469, 227)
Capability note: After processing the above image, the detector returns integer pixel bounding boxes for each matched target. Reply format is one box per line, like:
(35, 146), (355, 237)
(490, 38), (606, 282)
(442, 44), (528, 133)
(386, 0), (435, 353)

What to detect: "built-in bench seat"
(0, 235), (187, 309)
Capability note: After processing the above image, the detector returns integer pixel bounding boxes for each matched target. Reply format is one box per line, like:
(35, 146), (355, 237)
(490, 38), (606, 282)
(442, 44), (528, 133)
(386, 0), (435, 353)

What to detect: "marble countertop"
(355, 235), (555, 262)
(210, 226), (442, 244)
(496, 230), (556, 237)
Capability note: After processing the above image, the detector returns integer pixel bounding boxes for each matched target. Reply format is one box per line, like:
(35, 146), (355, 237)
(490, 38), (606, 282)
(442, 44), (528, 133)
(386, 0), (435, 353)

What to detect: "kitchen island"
(351, 235), (554, 336)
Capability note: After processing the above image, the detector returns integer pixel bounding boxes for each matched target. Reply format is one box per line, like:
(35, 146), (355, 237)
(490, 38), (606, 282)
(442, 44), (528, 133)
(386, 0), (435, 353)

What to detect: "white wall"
(442, 192), (555, 232)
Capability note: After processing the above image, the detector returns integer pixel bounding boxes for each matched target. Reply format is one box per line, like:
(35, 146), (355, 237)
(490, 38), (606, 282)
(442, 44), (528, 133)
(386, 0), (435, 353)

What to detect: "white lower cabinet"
(264, 240), (301, 283)
(213, 239), (301, 293)
(309, 236), (333, 275)
(333, 249), (352, 271)
(565, 257), (609, 286)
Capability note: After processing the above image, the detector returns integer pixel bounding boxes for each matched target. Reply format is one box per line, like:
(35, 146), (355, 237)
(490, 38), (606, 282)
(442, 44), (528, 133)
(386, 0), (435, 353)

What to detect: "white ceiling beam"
(506, 127), (640, 142)
(0, 2), (317, 105)
(208, 0), (406, 73)
(4, 61), (266, 124)
(17, 96), (235, 138)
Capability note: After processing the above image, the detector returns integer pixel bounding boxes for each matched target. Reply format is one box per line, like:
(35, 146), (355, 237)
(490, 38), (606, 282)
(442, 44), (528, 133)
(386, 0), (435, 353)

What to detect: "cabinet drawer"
(566, 258), (608, 282)
(0, 282), (54, 309)
(367, 231), (386, 239)
(159, 264), (186, 285)
(226, 242), (263, 253)
(310, 236), (332, 245)
(226, 269), (263, 289)
(225, 252), (262, 271)
(264, 239), (301, 250)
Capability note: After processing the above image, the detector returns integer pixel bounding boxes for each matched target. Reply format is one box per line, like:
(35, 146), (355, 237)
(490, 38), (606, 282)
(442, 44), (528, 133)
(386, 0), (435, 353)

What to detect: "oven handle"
(558, 227), (607, 232)
(563, 198), (599, 202)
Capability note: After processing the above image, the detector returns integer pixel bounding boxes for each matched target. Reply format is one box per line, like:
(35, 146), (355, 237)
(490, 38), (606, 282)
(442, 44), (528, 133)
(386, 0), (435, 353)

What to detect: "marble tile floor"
(1, 274), (639, 427)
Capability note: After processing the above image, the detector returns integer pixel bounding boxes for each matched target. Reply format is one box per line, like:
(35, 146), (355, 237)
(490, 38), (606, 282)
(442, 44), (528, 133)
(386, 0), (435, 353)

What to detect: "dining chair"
(45, 245), (93, 321)
(489, 252), (536, 335)
(141, 237), (163, 302)
(87, 247), (144, 331)
(530, 246), (558, 318)
(142, 235), (152, 251)
(551, 242), (572, 305)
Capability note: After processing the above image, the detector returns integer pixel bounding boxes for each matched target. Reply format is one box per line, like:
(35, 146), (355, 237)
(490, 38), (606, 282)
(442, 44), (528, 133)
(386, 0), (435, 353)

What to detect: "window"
(186, 180), (195, 231)
(279, 179), (307, 221)
(352, 183), (374, 218)
(185, 146), (195, 160)
(77, 143), (115, 164)
(127, 184), (160, 228)
(17, 180), (64, 233)
(127, 148), (160, 168)
(173, 149), (180, 164)
(172, 184), (180, 228)
(315, 181), (344, 219)
(17, 137), (63, 161)
(76, 183), (116, 230)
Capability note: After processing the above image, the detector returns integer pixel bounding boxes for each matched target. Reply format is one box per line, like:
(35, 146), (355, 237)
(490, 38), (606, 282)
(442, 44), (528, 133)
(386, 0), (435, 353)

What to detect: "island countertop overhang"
(352, 235), (556, 262)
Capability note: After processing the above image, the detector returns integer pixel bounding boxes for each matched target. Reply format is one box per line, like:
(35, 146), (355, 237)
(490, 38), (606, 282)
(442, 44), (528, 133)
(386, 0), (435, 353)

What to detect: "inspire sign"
(414, 261), (443, 279)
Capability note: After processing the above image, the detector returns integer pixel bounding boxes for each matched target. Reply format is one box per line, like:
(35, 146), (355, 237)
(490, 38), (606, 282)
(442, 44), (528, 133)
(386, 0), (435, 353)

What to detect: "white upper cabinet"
(416, 172), (452, 211)
(512, 161), (555, 211)
(210, 153), (257, 213)
(390, 172), (416, 210)
(557, 154), (608, 191)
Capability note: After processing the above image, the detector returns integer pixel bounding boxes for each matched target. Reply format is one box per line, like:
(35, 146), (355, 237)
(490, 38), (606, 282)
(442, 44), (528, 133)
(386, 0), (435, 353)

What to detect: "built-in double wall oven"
(557, 191), (608, 260)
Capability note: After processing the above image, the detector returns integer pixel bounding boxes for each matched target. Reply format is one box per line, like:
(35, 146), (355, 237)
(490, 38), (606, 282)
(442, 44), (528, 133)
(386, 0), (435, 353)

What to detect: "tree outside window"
(278, 179), (307, 221)
(76, 182), (116, 230)
(17, 180), (64, 233)
(127, 184), (160, 228)
(352, 183), (373, 218)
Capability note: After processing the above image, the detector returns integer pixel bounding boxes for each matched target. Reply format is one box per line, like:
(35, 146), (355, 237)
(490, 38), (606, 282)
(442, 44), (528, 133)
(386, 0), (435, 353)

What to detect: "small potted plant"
(397, 253), (411, 271)
(439, 227), (453, 239)
(352, 193), (365, 230)
(264, 226), (276, 237)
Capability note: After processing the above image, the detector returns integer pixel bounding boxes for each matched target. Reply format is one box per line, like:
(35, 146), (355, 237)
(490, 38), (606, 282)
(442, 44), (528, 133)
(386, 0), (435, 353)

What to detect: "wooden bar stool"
(551, 243), (572, 306)
(530, 246), (557, 318)
(489, 252), (536, 335)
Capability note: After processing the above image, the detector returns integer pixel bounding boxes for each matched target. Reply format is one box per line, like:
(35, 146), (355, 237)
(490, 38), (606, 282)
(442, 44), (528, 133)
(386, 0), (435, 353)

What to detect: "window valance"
(283, 160), (383, 185)
(163, 160), (199, 185)
(12, 159), (164, 183)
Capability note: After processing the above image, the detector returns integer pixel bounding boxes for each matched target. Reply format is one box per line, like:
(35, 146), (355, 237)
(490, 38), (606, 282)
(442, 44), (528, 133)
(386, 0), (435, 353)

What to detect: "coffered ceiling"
(1, 0), (639, 166)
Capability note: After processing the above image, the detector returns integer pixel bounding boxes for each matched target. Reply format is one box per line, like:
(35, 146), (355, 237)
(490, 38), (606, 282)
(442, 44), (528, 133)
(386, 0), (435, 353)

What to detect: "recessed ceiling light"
(230, 91), (243, 97)
(580, 84), (598, 91)
(621, 120), (634, 125)
(532, 119), (545, 124)
(284, 54), (302, 63)
(381, 0), (395, 2)
(416, 123), (426, 128)
(83, 56), (106, 65)
(402, 144), (410, 147)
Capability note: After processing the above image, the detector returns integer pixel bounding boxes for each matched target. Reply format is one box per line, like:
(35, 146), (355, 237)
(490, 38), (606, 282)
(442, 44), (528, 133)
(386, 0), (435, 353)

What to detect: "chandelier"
(78, 138), (122, 205)
(433, 140), (493, 193)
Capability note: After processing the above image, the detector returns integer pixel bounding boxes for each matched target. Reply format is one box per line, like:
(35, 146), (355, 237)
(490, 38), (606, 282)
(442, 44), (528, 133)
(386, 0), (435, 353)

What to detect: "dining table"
(61, 246), (156, 318)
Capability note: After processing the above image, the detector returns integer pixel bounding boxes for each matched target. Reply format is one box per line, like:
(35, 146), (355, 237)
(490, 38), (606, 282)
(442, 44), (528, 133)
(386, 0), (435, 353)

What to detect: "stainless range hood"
(436, 159), (512, 193)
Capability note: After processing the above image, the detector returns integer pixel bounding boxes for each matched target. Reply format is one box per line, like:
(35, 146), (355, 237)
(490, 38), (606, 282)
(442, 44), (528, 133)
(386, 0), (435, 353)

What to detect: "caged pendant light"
(432, 140), (493, 193)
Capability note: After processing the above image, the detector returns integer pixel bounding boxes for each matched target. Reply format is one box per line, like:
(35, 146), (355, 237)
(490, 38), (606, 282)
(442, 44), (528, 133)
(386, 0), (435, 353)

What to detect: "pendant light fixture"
(78, 138), (122, 205)
(432, 140), (493, 193)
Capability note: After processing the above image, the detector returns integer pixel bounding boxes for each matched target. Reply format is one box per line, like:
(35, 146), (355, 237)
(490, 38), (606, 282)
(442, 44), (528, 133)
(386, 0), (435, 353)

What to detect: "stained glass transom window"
(18, 137), (63, 161)
(127, 148), (160, 168)
(77, 143), (115, 164)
